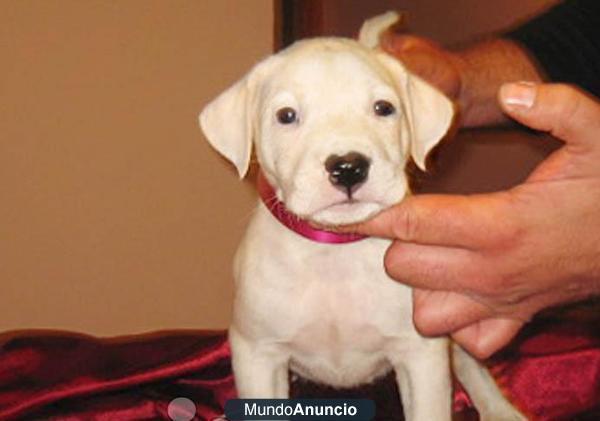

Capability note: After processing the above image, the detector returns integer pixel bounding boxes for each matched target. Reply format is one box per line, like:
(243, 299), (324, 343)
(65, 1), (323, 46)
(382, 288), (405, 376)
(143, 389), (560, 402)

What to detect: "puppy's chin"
(308, 201), (384, 226)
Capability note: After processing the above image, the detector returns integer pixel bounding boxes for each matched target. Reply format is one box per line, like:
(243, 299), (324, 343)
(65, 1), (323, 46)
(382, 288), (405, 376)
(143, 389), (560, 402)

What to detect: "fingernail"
(500, 81), (537, 109)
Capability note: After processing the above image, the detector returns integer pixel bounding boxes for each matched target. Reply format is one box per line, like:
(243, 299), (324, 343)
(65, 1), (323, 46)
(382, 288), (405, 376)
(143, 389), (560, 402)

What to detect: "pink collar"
(257, 171), (366, 244)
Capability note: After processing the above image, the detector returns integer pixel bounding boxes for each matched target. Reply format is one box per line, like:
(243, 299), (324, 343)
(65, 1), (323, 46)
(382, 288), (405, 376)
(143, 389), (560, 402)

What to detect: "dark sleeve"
(506, 0), (600, 98)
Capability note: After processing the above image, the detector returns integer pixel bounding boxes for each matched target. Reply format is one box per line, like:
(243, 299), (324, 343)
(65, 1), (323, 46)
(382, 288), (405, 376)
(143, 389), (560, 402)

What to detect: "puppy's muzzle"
(325, 152), (371, 198)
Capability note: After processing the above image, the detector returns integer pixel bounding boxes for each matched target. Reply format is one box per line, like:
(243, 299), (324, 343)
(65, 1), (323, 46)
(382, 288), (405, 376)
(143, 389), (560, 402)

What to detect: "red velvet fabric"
(0, 313), (598, 420)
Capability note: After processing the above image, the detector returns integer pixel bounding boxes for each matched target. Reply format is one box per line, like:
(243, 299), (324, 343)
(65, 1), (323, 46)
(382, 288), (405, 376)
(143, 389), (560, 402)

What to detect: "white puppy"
(200, 12), (526, 421)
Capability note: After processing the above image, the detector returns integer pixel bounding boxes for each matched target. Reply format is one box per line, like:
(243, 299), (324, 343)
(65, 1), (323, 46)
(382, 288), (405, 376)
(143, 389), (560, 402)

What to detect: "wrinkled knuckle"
(498, 271), (529, 305)
(468, 257), (506, 292)
(553, 84), (583, 137)
(476, 274), (505, 298)
(490, 277), (516, 301)
(484, 206), (524, 253)
(481, 268), (526, 305)
(497, 218), (525, 250)
(500, 290), (524, 306)
(393, 203), (419, 241)
(441, 312), (461, 334)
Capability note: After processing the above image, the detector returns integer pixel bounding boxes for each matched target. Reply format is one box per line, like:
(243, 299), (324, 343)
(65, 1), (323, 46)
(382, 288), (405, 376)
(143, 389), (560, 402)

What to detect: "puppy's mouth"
(306, 199), (384, 226)
(283, 181), (400, 226)
(260, 168), (405, 227)
(311, 198), (370, 213)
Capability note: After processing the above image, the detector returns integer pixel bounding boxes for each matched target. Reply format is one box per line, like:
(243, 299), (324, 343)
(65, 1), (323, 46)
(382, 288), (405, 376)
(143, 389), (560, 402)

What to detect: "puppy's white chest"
(287, 283), (396, 387)
(233, 206), (414, 387)
(289, 278), (390, 352)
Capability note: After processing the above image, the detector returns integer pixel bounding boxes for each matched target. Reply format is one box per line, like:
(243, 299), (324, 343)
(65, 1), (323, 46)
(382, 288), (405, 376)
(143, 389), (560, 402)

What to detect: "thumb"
(498, 82), (600, 148)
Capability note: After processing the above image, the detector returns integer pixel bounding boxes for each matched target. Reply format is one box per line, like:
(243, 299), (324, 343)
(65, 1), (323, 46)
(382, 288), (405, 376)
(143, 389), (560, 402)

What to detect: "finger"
(381, 33), (435, 55)
(499, 82), (600, 147)
(380, 34), (436, 76)
(451, 318), (524, 359)
(342, 193), (508, 247)
(384, 241), (479, 291)
(380, 34), (458, 97)
(412, 289), (492, 336)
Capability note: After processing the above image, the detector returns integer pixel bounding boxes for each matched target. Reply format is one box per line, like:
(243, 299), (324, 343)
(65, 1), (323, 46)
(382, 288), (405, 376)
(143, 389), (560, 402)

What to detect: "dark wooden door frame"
(275, 0), (325, 50)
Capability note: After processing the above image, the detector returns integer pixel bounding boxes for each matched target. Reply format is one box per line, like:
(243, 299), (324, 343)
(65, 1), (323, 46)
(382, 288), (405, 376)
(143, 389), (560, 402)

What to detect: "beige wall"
(1, 0), (272, 335)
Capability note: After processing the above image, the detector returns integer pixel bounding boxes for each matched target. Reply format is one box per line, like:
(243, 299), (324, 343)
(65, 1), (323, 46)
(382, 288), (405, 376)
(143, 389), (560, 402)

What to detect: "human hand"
(350, 82), (600, 358)
(381, 32), (543, 127)
(381, 33), (463, 101)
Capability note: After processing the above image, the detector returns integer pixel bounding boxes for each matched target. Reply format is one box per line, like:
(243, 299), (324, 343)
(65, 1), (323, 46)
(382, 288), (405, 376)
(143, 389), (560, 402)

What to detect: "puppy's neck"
(257, 171), (366, 244)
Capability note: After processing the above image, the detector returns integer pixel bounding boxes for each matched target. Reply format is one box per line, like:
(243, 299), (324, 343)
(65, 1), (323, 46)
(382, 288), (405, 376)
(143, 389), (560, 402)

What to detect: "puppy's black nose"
(325, 152), (370, 196)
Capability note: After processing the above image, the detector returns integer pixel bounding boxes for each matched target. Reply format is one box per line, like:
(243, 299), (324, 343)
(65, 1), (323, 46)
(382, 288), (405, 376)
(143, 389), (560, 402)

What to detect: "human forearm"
(454, 38), (544, 127)
(382, 35), (544, 128)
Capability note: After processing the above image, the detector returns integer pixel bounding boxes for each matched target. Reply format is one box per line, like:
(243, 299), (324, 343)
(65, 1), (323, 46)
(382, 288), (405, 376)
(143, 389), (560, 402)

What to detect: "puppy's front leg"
(229, 327), (290, 398)
(390, 338), (452, 421)
(452, 343), (526, 421)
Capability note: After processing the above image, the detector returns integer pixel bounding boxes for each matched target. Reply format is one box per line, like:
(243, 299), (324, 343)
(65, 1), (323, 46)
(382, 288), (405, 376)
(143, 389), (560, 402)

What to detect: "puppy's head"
(200, 16), (454, 226)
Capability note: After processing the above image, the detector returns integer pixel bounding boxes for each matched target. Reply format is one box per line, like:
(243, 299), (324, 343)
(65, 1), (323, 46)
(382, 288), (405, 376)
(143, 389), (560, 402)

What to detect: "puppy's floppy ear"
(199, 72), (257, 178)
(375, 53), (455, 170)
(358, 11), (401, 49)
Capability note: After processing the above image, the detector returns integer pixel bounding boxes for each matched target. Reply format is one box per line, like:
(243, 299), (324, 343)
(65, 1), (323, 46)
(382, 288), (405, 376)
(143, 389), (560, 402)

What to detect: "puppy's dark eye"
(276, 107), (297, 124)
(374, 100), (395, 117)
